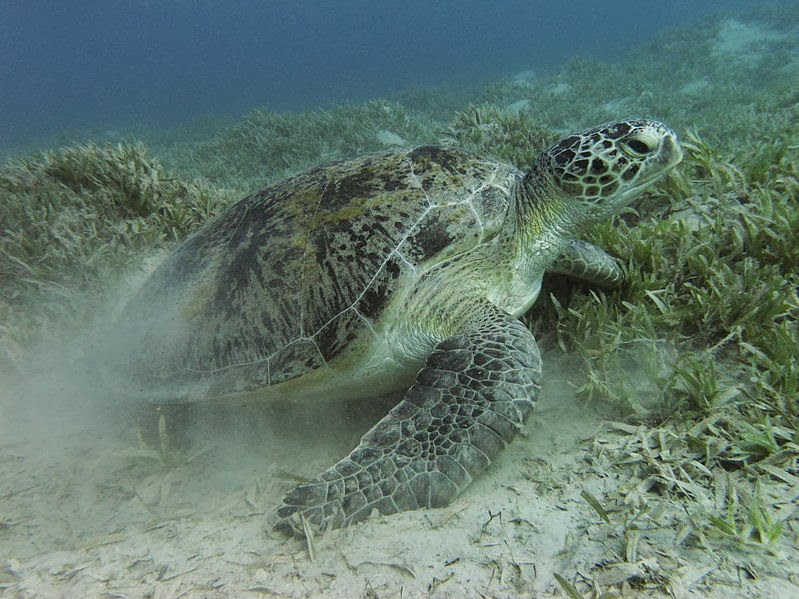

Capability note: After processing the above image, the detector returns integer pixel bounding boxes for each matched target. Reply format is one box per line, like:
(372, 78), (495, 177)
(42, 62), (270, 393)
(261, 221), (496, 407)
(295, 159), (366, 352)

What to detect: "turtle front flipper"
(549, 239), (625, 289)
(275, 304), (542, 535)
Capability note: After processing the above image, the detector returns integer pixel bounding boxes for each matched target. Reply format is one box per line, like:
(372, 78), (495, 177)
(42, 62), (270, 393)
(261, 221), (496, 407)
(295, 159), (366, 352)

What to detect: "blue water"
(0, 0), (762, 148)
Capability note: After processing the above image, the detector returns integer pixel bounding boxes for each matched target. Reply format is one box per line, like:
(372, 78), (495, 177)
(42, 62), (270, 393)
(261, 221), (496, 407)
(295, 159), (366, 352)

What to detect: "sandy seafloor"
(1, 344), (796, 599)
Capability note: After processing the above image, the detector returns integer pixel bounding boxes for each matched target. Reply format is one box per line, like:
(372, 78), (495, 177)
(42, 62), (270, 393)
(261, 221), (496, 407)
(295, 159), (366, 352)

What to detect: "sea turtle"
(108, 118), (682, 534)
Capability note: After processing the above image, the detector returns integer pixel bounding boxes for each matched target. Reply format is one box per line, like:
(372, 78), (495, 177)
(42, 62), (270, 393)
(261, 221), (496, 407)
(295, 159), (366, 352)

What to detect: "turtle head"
(528, 118), (682, 224)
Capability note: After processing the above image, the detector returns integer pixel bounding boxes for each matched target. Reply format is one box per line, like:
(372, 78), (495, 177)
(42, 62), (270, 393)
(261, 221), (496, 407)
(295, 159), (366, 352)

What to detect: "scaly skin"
(107, 118), (681, 535)
(549, 239), (625, 289)
(276, 303), (541, 533)
(275, 119), (682, 534)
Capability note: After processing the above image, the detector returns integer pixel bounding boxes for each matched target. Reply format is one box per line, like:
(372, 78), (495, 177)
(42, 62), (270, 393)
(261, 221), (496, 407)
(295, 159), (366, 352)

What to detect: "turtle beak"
(658, 130), (683, 170)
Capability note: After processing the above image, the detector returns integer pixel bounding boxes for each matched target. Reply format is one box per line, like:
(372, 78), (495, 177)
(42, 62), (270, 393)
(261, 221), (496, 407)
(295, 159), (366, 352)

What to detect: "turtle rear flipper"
(275, 303), (542, 535)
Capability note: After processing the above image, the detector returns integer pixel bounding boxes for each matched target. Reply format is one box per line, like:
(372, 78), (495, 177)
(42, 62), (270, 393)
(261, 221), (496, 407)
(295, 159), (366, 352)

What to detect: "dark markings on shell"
(357, 255), (403, 319)
(405, 213), (455, 263)
(408, 146), (464, 175)
(269, 339), (327, 384)
(113, 147), (518, 399)
(313, 309), (363, 362)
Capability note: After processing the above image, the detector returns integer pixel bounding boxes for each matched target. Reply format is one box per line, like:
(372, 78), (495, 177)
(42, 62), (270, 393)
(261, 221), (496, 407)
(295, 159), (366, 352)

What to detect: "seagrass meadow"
(1, 6), (798, 598)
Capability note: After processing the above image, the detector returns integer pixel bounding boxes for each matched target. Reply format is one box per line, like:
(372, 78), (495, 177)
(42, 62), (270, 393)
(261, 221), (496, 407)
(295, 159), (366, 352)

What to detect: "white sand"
(1, 351), (795, 598)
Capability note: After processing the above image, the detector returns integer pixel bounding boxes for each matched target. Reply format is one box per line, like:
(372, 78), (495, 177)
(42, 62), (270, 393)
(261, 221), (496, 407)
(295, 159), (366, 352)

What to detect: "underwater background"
(0, 0), (768, 152)
(1, 1), (799, 597)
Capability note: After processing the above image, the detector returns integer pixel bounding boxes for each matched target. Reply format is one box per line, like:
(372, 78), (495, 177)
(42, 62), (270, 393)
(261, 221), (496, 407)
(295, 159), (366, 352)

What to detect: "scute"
(313, 308), (364, 362)
(111, 147), (518, 400)
(356, 254), (404, 319)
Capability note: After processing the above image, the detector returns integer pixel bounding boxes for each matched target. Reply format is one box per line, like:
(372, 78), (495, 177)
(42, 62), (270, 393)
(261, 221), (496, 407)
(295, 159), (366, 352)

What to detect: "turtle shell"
(112, 147), (518, 401)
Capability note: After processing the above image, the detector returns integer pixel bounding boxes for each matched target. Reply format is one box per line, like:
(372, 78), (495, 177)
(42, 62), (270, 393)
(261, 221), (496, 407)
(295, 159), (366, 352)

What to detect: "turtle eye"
(621, 138), (652, 157)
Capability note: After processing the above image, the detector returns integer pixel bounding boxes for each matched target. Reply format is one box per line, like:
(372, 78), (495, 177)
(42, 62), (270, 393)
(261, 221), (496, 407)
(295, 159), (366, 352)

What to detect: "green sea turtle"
(109, 118), (682, 534)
